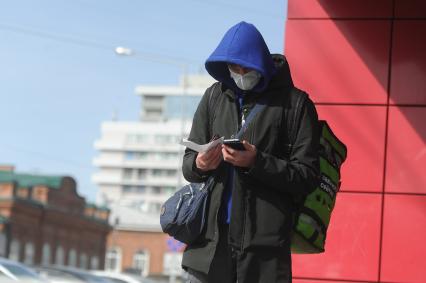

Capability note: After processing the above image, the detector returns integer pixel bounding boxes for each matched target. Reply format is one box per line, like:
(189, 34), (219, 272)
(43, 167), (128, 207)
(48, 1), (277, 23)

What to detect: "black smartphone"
(223, 139), (246, 151)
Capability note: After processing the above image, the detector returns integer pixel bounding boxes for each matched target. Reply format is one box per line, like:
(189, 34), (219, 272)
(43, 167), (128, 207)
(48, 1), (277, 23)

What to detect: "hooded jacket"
(181, 21), (319, 274)
(205, 21), (276, 93)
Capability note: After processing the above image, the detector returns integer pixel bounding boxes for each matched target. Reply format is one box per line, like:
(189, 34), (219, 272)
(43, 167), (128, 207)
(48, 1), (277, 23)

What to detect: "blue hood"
(205, 21), (276, 92)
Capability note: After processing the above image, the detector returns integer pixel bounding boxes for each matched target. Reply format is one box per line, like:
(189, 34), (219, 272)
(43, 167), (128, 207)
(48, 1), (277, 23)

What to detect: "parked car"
(0, 257), (47, 282)
(90, 271), (144, 283)
(35, 266), (111, 283)
(90, 271), (176, 283)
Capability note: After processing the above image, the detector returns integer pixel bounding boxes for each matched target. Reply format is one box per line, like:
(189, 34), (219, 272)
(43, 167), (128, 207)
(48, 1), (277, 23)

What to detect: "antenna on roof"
(112, 109), (119, 121)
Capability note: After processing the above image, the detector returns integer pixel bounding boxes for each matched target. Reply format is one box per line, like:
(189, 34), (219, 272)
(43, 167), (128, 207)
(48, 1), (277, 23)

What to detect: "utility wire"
(0, 23), (198, 66)
(0, 143), (93, 170)
(0, 23), (111, 50)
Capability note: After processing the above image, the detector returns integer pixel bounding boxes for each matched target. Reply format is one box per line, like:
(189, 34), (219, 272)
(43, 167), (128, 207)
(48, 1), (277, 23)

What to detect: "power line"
(0, 23), (111, 50)
(0, 143), (93, 170)
(0, 23), (199, 66)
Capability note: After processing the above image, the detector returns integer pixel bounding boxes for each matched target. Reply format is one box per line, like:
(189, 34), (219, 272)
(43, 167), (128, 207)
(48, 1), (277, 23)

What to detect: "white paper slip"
(180, 137), (224, 153)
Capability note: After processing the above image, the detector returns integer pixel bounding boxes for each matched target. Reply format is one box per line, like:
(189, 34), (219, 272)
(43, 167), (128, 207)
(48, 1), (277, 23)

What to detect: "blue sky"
(0, 0), (288, 202)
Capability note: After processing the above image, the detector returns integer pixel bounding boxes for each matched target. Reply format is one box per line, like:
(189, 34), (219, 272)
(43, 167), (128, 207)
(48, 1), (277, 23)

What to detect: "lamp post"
(115, 47), (189, 283)
(114, 46), (189, 183)
(115, 46), (188, 73)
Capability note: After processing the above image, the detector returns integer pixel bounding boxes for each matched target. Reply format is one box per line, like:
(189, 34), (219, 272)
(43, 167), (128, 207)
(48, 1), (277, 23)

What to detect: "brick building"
(104, 204), (183, 277)
(106, 229), (171, 276)
(0, 166), (111, 269)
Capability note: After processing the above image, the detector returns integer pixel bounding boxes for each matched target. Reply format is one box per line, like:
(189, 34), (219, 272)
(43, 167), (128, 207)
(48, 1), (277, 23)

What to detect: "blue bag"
(160, 178), (214, 244)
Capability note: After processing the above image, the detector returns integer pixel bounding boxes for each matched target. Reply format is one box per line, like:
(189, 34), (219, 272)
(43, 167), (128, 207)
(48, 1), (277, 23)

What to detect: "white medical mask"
(228, 68), (262, 91)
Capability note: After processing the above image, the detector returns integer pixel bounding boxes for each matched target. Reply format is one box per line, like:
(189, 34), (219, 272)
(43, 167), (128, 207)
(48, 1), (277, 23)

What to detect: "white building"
(92, 74), (215, 229)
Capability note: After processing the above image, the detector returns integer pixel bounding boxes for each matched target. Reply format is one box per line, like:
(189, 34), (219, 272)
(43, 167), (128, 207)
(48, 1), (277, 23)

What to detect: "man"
(182, 21), (320, 283)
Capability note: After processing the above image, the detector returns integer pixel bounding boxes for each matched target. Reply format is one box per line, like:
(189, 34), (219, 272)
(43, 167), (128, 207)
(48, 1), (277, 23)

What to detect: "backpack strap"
(236, 102), (267, 139)
(284, 88), (308, 156)
(207, 82), (221, 138)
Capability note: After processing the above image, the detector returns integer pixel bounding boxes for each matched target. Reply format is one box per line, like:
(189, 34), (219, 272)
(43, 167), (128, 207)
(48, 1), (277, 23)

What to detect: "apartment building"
(92, 74), (214, 276)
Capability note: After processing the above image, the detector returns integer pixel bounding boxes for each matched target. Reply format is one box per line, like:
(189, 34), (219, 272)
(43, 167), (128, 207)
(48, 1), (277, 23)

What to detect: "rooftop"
(0, 170), (63, 189)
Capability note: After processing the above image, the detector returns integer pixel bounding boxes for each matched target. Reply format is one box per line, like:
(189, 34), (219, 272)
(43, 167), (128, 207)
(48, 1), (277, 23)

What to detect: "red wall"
(285, 1), (426, 282)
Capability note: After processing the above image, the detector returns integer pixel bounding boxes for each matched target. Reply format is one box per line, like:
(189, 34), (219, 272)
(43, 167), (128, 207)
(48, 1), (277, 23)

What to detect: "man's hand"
(195, 145), (222, 172)
(222, 140), (257, 168)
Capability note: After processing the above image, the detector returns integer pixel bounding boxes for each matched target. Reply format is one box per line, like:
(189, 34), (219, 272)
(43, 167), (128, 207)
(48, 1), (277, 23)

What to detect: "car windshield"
(1, 262), (45, 282)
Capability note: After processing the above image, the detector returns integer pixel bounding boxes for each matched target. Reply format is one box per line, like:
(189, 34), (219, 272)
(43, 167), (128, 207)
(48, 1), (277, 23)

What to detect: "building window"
(137, 169), (147, 179)
(90, 256), (99, 270)
(167, 96), (200, 120)
(24, 242), (34, 265)
(154, 135), (175, 143)
(151, 187), (162, 195)
(125, 152), (149, 160)
(138, 152), (149, 160)
(79, 253), (88, 269)
(137, 135), (149, 143)
(126, 134), (149, 144)
(152, 169), (176, 177)
(145, 109), (162, 118)
(123, 168), (133, 180)
(123, 186), (146, 194)
(135, 186), (146, 193)
(125, 152), (135, 160)
(8, 239), (20, 261)
(55, 246), (65, 265)
(125, 134), (135, 144)
(132, 250), (149, 277)
(123, 185), (132, 193)
(105, 248), (121, 272)
(42, 243), (51, 265)
(68, 249), (77, 267)
(164, 153), (178, 160)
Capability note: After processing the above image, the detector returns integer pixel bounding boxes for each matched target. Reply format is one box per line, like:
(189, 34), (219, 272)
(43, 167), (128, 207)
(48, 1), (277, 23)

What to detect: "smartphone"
(223, 139), (246, 151)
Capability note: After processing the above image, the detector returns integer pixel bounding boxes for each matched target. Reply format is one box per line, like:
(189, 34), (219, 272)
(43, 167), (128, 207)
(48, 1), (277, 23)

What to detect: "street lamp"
(115, 46), (133, 56)
(114, 46), (190, 193)
(114, 46), (189, 72)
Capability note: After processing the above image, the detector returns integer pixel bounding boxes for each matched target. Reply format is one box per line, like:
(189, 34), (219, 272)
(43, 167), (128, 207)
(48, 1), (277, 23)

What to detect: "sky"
(0, 0), (288, 202)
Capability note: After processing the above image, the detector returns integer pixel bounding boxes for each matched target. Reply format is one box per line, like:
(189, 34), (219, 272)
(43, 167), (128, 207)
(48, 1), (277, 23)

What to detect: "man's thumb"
(242, 140), (254, 151)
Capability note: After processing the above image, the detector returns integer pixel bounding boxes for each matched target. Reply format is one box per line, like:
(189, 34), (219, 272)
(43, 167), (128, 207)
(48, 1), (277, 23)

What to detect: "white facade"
(92, 74), (215, 231)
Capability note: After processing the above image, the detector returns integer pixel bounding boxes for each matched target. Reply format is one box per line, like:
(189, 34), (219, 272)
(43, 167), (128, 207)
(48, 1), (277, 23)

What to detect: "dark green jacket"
(181, 55), (320, 273)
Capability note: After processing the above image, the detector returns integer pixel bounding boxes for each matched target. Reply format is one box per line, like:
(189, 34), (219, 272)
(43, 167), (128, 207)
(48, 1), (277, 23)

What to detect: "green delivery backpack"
(285, 89), (348, 254)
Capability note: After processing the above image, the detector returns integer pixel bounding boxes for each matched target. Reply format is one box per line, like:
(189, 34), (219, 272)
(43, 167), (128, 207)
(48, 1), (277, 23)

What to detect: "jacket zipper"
(238, 95), (258, 251)
(239, 95), (248, 252)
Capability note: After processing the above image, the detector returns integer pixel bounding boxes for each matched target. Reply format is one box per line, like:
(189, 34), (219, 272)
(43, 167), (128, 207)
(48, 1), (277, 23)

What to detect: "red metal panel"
(390, 21), (426, 105)
(385, 107), (426, 193)
(381, 195), (426, 282)
(316, 105), (386, 192)
(285, 20), (390, 104)
(294, 280), (366, 283)
(292, 193), (381, 281)
(395, 0), (426, 18)
(287, 0), (392, 19)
